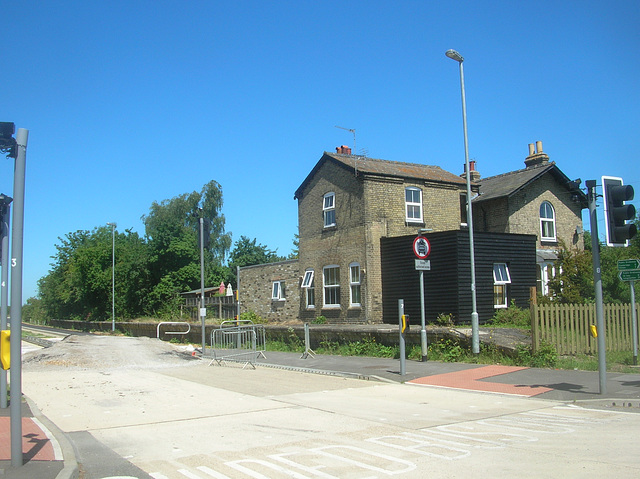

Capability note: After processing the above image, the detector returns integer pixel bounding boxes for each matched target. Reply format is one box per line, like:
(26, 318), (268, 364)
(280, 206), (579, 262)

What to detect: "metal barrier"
(209, 320), (266, 369)
(157, 321), (191, 339)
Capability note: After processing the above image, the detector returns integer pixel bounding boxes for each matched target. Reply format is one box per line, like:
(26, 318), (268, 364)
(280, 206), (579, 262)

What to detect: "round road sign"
(413, 236), (431, 259)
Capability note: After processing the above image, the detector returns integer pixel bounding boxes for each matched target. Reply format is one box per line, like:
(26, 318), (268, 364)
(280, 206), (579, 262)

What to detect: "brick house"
(238, 142), (586, 324)
(473, 141), (587, 295)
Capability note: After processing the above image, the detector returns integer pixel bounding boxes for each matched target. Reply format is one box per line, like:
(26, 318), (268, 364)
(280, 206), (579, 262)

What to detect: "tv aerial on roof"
(335, 125), (356, 155)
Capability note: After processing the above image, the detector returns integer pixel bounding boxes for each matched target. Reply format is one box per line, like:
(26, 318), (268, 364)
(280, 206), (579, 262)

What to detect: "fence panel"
(532, 302), (638, 355)
(208, 320), (266, 369)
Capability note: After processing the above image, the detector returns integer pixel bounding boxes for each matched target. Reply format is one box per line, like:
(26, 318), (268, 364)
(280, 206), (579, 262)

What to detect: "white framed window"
(349, 262), (362, 307)
(301, 270), (314, 288)
(271, 280), (285, 301)
(540, 201), (556, 241)
(301, 269), (315, 309)
(323, 192), (336, 227)
(460, 193), (468, 226)
(323, 265), (340, 308)
(405, 187), (423, 223)
(493, 263), (511, 308)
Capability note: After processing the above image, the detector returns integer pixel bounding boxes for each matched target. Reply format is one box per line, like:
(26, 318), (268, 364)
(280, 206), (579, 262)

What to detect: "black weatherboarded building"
(380, 231), (537, 325)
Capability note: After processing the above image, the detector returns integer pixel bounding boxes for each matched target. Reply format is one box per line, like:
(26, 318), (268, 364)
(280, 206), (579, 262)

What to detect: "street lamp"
(446, 49), (479, 354)
(106, 222), (116, 331)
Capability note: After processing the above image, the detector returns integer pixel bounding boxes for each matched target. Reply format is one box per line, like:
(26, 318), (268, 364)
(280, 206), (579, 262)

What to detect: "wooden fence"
(182, 295), (237, 320)
(531, 302), (639, 355)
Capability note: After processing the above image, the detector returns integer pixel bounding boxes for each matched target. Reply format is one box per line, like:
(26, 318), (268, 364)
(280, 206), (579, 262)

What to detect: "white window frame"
(493, 263), (511, 308)
(405, 187), (423, 223)
(271, 280), (285, 301)
(460, 193), (468, 226)
(323, 192), (336, 228)
(301, 270), (314, 288)
(323, 265), (340, 308)
(301, 269), (315, 309)
(540, 201), (556, 242)
(349, 262), (362, 307)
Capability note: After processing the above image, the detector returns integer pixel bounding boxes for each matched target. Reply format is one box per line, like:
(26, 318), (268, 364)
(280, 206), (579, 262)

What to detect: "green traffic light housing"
(602, 176), (637, 246)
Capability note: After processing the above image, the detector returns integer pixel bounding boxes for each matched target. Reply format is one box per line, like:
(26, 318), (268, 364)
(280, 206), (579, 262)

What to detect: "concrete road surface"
(22, 355), (640, 479)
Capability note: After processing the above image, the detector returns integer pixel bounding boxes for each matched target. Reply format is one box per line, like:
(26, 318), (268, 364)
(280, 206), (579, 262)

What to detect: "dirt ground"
(22, 335), (199, 371)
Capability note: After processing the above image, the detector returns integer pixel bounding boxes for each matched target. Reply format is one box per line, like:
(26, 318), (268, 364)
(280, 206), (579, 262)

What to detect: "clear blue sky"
(3, 1), (640, 301)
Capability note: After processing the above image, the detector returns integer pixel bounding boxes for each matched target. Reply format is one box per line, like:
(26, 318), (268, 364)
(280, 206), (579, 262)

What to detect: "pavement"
(2, 346), (640, 478)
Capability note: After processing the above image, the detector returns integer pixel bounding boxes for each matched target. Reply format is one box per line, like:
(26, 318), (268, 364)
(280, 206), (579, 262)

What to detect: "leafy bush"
(239, 310), (267, 324)
(515, 341), (557, 368)
(429, 338), (467, 362)
(312, 315), (327, 324)
(489, 301), (530, 328)
(434, 313), (454, 327)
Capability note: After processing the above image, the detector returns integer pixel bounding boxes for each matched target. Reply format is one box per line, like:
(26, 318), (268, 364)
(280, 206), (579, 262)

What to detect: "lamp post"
(446, 49), (479, 354)
(107, 222), (116, 331)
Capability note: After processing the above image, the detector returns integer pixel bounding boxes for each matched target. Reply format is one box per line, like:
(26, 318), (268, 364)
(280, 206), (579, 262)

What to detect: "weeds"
(488, 301), (530, 329)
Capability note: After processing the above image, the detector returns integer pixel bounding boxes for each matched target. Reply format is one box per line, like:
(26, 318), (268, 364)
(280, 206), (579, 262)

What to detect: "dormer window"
(540, 201), (556, 241)
(323, 192), (336, 228)
(405, 187), (423, 223)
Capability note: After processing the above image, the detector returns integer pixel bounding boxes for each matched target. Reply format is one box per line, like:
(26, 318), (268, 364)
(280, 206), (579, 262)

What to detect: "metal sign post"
(0, 198), (10, 409)
(413, 236), (431, 361)
(586, 179), (607, 395)
(10, 128), (28, 466)
(398, 299), (406, 376)
(618, 260), (639, 365)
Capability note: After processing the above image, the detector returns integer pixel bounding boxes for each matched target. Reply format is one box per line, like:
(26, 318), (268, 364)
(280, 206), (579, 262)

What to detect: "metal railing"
(209, 320), (266, 369)
(156, 321), (191, 339)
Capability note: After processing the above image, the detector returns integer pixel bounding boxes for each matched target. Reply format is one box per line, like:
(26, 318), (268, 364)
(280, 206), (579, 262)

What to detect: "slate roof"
(475, 161), (587, 207)
(295, 152), (469, 199)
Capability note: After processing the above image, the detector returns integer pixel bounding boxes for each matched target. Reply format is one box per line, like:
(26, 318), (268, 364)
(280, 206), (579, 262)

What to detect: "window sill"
(494, 305), (508, 309)
(272, 299), (286, 302)
(349, 305), (362, 309)
(322, 305), (341, 309)
(540, 239), (558, 246)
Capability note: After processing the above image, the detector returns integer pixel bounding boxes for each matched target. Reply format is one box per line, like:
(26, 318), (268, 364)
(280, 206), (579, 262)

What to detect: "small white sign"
(200, 308), (207, 317)
(415, 259), (431, 270)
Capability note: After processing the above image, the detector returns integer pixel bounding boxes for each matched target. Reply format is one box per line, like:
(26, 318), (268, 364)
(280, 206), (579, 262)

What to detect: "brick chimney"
(524, 141), (549, 168)
(460, 160), (481, 181)
(336, 145), (352, 155)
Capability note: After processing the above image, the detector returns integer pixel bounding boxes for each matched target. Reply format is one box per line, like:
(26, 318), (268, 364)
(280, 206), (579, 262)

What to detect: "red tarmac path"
(0, 417), (60, 462)
(408, 365), (553, 396)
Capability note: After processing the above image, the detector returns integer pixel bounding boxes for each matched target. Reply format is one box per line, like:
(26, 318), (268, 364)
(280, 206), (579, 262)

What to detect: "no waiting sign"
(413, 236), (431, 259)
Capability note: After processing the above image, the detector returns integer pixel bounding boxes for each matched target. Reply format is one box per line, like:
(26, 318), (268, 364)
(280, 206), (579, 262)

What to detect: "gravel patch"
(23, 335), (199, 371)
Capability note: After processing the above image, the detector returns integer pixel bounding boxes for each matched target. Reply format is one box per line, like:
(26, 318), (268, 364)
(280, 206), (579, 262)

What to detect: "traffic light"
(0, 122), (17, 158)
(602, 176), (637, 246)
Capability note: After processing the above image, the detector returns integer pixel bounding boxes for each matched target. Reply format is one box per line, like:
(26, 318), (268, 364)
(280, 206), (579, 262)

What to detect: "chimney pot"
(524, 140), (550, 168)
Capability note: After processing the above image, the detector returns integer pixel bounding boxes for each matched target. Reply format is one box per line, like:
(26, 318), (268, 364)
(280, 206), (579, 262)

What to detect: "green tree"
(141, 180), (232, 316)
(227, 236), (285, 285)
(37, 227), (152, 321)
(547, 243), (594, 303)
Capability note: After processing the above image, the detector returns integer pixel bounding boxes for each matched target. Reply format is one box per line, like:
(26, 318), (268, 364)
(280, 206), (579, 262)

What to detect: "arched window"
(540, 201), (556, 241)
